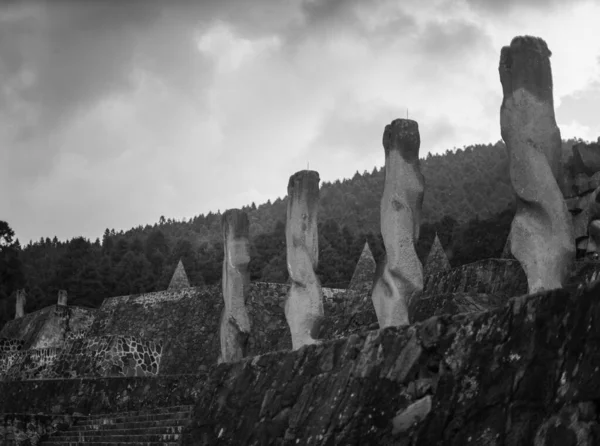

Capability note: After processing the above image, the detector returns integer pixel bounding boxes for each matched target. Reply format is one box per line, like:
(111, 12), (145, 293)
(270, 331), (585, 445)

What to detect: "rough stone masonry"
(285, 170), (325, 349)
(372, 119), (425, 327)
(219, 209), (252, 363)
(499, 35), (575, 292)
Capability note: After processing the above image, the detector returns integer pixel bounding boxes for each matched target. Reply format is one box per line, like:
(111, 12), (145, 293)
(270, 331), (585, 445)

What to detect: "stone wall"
(0, 305), (96, 350)
(0, 375), (204, 415)
(1, 335), (161, 381)
(180, 281), (600, 445)
(87, 283), (346, 375)
(423, 258), (528, 297)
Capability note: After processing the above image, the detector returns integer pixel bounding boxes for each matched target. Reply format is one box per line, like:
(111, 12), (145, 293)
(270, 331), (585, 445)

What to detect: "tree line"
(0, 137), (588, 328)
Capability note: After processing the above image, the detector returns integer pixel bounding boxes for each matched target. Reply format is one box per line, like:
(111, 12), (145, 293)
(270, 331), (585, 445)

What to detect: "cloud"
(3, 0), (600, 243)
(557, 82), (600, 132)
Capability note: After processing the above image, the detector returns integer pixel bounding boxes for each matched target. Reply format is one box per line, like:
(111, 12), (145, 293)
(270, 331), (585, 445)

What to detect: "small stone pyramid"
(348, 242), (377, 290)
(501, 233), (515, 260)
(168, 259), (191, 291)
(424, 233), (450, 276)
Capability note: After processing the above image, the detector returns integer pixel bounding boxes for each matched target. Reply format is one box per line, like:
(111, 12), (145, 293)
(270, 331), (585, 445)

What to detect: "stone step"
(41, 440), (179, 446)
(78, 405), (193, 420)
(75, 410), (190, 426)
(45, 433), (183, 442)
(70, 419), (188, 432)
(57, 425), (184, 436)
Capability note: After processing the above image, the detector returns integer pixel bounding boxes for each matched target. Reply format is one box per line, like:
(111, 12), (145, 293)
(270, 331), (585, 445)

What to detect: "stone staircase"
(41, 405), (193, 445)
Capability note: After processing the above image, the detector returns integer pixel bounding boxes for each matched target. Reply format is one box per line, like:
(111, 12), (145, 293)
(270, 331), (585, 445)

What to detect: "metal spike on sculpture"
(499, 36), (574, 292)
(424, 233), (450, 276)
(219, 209), (252, 363)
(57, 290), (68, 306)
(168, 259), (190, 291)
(285, 170), (324, 349)
(15, 289), (26, 319)
(371, 119), (425, 327)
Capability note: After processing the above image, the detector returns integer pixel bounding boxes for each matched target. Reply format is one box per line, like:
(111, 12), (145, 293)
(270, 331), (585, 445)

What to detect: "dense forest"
(0, 138), (587, 328)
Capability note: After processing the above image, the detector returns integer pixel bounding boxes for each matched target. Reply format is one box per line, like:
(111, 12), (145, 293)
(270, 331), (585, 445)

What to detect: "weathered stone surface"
(15, 290), (26, 319)
(168, 259), (191, 291)
(411, 292), (509, 323)
(499, 35), (575, 292)
(424, 233), (450, 276)
(348, 242), (376, 291)
(501, 233), (516, 260)
(0, 413), (76, 445)
(0, 305), (95, 351)
(573, 141), (600, 176)
(57, 290), (67, 306)
(220, 209), (252, 363)
(372, 119), (425, 327)
(285, 170), (324, 349)
(0, 375), (203, 415)
(180, 282), (600, 445)
(423, 259), (527, 297)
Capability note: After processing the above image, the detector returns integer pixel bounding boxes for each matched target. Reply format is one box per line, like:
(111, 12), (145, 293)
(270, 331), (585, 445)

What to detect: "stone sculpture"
(219, 209), (252, 363)
(15, 289), (26, 319)
(168, 259), (191, 291)
(371, 119), (425, 327)
(424, 233), (451, 276)
(348, 242), (377, 291)
(499, 35), (574, 292)
(57, 290), (68, 306)
(285, 170), (324, 349)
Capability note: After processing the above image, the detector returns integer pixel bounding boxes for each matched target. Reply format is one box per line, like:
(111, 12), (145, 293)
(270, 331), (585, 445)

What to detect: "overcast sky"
(1, 0), (599, 244)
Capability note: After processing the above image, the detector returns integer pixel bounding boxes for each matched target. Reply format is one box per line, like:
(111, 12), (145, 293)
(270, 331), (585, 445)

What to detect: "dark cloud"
(307, 96), (400, 158)
(465, 0), (586, 14)
(416, 19), (491, 58)
(0, 0), (299, 143)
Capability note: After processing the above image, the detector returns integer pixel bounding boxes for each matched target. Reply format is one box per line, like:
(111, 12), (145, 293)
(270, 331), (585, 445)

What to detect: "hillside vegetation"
(0, 138), (586, 328)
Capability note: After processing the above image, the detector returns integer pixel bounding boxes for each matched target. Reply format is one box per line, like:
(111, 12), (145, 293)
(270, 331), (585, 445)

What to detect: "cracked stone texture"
(424, 233), (451, 276)
(499, 35), (575, 292)
(348, 242), (376, 292)
(372, 119), (425, 328)
(168, 259), (191, 291)
(220, 209), (252, 363)
(0, 305), (95, 350)
(285, 170), (324, 349)
(182, 281), (600, 445)
(572, 140), (600, 177)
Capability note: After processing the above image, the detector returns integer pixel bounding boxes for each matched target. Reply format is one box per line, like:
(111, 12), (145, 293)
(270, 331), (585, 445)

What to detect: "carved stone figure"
(371, 119), (425, 327)
(285, 170), (324, 349)
(499, 35), (575, 292)
(219, 209), (252, 363)
(15, 289), (26, 319)
(57, 290), (68, 306)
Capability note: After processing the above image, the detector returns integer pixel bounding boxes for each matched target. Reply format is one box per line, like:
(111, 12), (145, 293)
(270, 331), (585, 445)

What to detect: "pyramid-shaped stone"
(424, 233), (450, 276)
(168, 259), (191, 291)
(348, 242), (376, 290)
(501, 233), (515, 260)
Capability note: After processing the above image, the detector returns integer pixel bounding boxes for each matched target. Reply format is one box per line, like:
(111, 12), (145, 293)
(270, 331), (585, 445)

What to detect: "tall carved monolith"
(499, 36), (575, 292)
(285, 170), (324, 349)
(219, 209), (252, 363)
(371, 119), (425, 327)
(15, 289), (26, 319)
(57, 290), (67, 306)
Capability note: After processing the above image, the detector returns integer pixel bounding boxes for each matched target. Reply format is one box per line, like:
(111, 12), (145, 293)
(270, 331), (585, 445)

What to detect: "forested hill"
(0, 138), (586, 326)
